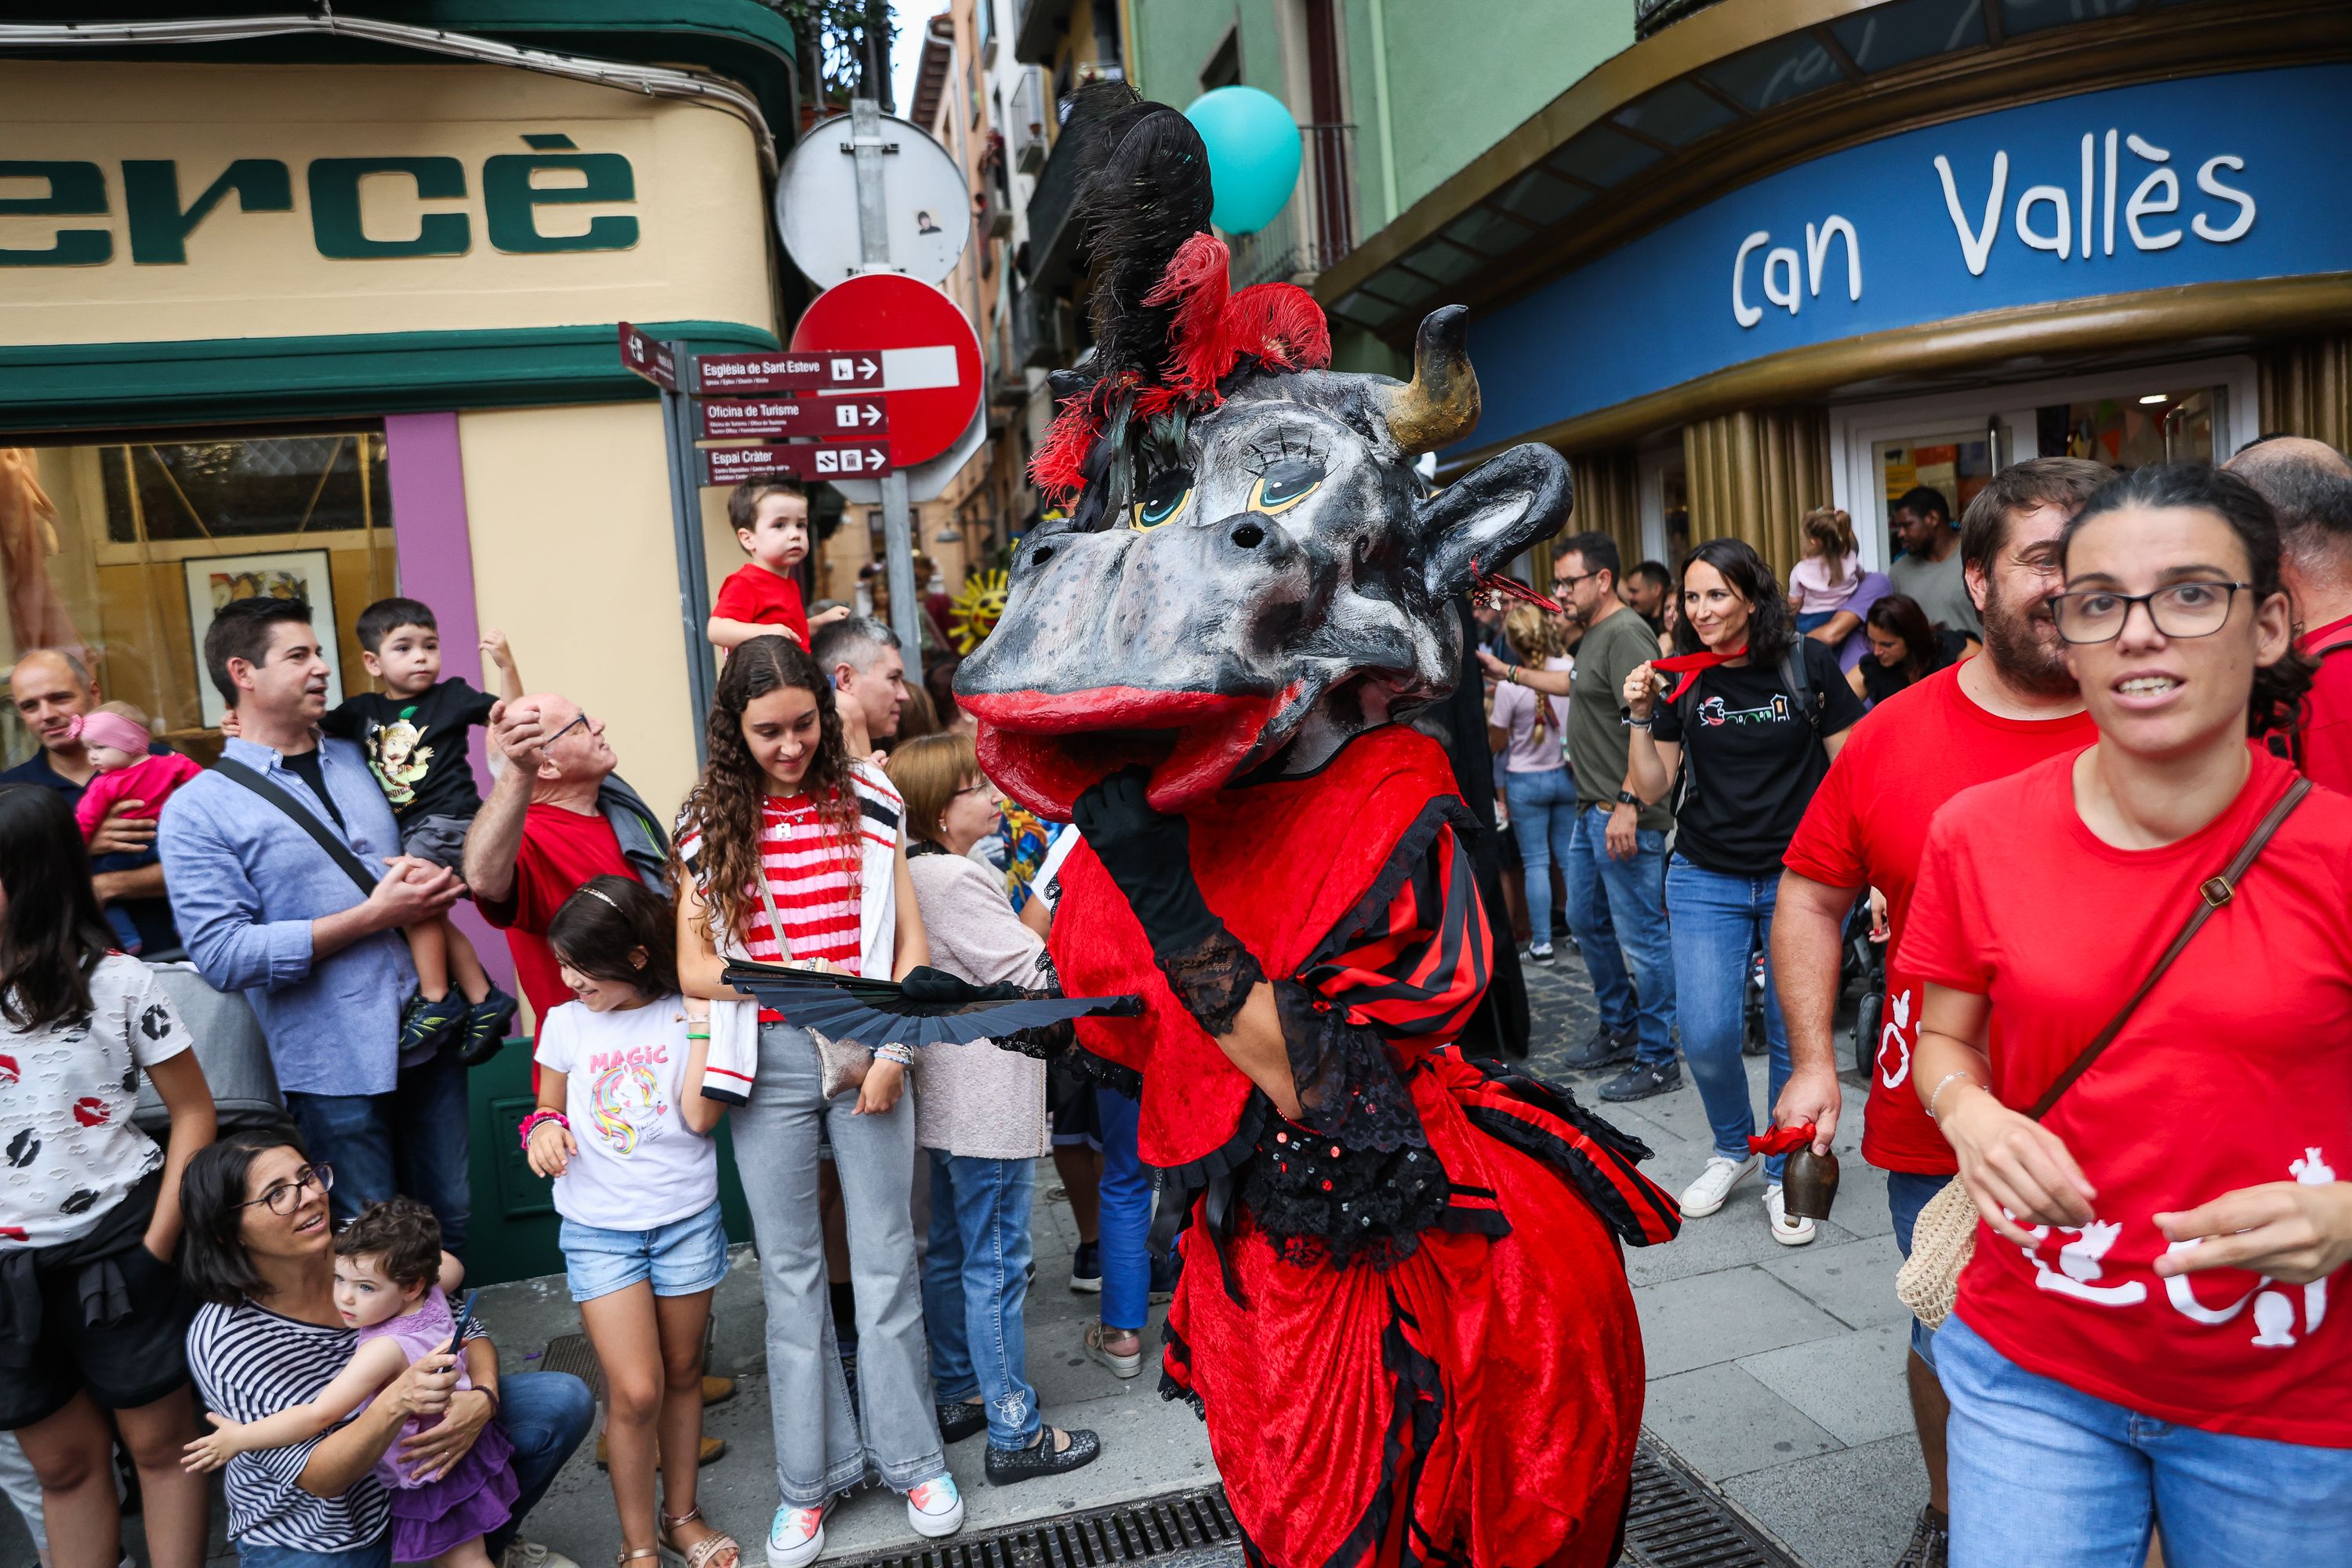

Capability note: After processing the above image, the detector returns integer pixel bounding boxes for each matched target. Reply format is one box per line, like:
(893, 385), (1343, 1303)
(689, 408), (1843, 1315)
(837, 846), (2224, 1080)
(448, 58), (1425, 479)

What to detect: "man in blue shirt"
(159, 598), (468, 1247)
(5, 648), (183, 953)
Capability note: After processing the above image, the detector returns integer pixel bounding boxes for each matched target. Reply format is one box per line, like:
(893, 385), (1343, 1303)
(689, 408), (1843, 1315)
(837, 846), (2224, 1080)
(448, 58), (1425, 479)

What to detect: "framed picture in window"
(183, 550), (344, 728)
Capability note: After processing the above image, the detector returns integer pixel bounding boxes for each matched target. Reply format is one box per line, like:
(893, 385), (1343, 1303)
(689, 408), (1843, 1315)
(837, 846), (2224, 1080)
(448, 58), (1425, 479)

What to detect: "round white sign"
(776, 112), (972, 287)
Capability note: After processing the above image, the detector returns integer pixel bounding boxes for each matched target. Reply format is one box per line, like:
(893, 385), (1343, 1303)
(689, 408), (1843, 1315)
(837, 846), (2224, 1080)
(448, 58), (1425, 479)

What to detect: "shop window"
(1877, 437), (1994, 521)
(1, 430), (396, 769)
(2037, 388), (2220, 470)
(1832, 0), (1991, 74)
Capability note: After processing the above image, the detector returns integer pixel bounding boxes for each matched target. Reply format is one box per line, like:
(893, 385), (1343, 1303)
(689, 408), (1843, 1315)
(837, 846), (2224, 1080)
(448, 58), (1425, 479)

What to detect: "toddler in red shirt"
(72, 702), (202, 953)
(707, 480), (851, 654)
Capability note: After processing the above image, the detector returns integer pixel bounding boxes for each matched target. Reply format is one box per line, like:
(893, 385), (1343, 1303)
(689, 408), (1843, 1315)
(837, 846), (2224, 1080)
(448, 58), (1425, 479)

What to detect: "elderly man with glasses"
(461, 694), (673, 1055)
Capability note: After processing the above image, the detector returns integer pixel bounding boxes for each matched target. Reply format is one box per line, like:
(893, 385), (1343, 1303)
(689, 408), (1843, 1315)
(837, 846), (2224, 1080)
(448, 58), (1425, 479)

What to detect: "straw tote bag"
(1896, 776), (2311, 1329)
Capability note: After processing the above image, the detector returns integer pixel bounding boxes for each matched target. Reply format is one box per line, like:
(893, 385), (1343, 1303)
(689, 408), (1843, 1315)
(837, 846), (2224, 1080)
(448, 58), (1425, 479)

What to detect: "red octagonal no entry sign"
(789, 274), (982, 470)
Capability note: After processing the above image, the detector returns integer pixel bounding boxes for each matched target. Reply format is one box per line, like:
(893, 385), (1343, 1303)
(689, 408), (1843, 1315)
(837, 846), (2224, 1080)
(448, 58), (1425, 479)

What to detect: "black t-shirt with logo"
(322, 678), (497, 825)
(1652, 637), (1865, 877)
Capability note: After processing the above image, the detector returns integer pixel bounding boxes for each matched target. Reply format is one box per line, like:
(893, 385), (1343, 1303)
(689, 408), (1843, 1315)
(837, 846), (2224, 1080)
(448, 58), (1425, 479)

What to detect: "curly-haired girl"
(668, 635), (950, 1566)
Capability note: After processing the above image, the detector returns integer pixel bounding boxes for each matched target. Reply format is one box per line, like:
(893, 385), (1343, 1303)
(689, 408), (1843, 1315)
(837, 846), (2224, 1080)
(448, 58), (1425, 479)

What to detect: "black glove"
(1071, 768), (1218, 956)
(899, 966), (1026, 1007)
(1072, 768), (1263, 1033)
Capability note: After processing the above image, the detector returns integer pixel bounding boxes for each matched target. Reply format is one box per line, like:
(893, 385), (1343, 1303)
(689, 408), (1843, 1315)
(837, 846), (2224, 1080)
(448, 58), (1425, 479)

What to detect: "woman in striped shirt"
(177, 1129), (594, 1568)
(670, 637), (949, 1568)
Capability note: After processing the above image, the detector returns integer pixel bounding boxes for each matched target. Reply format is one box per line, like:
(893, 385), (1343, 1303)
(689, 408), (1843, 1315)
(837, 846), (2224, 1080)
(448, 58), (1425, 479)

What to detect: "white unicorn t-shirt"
(532, 993), (717, 1232)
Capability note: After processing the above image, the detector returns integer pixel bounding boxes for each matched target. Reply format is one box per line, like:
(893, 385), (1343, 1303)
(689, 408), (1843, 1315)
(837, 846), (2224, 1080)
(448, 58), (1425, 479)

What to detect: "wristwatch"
(1616, 789), (1642, 808)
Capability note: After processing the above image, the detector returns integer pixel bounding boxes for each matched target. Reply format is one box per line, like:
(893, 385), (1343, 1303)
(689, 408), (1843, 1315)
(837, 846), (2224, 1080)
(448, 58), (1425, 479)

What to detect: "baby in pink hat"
(72, 702), (203, 953)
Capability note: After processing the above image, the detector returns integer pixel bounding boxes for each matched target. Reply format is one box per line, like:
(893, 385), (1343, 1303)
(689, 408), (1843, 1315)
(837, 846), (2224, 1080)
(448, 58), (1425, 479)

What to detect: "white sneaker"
(1764, 1184), (1817, 1247)
(502, 1543), (579, 1568)
(768, 1497), (833, 1568)
(906, 1473), (964, 1537)
(1679, 1155), (1758, 1218)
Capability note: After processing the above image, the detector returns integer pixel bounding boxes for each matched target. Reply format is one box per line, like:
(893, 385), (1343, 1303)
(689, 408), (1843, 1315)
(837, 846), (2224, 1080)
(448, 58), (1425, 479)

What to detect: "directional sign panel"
(698, 397), (887, 442)
(695, 350), (883, 396)
(700, 444), (894, 486)
(617, 322), (677, 390)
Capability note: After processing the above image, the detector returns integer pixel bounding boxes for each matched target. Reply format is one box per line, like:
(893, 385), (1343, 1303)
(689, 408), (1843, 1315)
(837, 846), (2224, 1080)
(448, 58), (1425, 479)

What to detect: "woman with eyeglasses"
(178, 1131), (594, 1568)
(1900, 465), (2352, 1566)
(884, 734), (1102, 1483)
(0, 782), (216, 1568)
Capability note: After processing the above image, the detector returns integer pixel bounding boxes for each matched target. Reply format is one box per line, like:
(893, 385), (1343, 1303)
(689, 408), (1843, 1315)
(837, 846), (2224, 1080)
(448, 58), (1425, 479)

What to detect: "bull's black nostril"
(1232, 522), (1265, 550)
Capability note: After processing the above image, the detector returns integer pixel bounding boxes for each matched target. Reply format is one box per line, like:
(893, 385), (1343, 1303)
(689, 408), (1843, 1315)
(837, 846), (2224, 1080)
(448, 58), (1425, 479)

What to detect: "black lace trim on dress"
(1155, 924), (1265, 1037)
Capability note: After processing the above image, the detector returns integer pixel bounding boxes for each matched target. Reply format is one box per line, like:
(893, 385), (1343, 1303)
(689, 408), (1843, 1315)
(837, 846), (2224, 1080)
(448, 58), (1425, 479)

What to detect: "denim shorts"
(1886, 1169), (1952, 1368)
(559, 1200), (728, 1303)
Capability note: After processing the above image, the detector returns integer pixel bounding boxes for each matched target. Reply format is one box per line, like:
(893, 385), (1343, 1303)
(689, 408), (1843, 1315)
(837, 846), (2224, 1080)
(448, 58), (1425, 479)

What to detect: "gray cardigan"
(907, 851), (1051, 1160)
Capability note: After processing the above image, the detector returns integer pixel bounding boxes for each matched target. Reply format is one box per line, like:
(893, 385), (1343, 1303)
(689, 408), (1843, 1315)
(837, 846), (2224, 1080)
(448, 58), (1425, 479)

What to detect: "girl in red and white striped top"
(669, 635), (955, 1548)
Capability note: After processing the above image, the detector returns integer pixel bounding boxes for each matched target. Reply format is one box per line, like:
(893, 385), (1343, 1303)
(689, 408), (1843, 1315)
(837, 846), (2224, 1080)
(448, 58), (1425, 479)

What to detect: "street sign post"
(618, 322), (677, 390)
(697, 396), (886, 442)
(699, 444), (893, 486)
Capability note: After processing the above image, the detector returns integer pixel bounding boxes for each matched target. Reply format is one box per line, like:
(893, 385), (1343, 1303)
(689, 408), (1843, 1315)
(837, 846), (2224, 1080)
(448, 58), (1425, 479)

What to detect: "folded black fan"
(721, 961), (1140, 1050)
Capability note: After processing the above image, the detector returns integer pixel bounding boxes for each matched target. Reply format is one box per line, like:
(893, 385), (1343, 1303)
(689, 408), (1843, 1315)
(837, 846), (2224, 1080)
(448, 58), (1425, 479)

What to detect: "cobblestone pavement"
(1520, 941), (1923, 1568)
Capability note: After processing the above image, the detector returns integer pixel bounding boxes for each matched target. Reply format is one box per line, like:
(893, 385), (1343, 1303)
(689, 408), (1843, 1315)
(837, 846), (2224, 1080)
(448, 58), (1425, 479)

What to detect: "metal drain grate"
(1622, 1439), (1800, 1568)
(833, 1487), (1242, 1568)
(537, 1332), (605, 1399)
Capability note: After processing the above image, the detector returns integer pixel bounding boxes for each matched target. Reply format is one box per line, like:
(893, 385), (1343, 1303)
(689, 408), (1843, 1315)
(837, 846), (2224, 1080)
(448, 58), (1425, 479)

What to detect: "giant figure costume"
(956, 85), (1679, 1568)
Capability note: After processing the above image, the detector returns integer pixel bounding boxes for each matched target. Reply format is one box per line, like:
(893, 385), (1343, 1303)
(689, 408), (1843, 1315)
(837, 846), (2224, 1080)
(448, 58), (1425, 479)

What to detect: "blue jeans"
(1887, 1171), (1951, 1368)
(233, 1370), (592, 1567)
(1561, 804), (1676, 1066)
(285, 1050), (471, 1257)
(1939, 1316), (2352, 1566)
(923, 1152), (1041, 1450)
(1501, 767), (1577, 947)
(1094, 1087), (1153, 1332)
(1665, 856), (1792, 1181)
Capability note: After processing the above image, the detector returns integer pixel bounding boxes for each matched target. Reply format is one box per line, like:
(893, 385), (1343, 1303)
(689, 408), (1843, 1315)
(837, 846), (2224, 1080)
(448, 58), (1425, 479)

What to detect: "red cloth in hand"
(1650, 645), (1748, 706)
(1747, 1123), (1816, 1156)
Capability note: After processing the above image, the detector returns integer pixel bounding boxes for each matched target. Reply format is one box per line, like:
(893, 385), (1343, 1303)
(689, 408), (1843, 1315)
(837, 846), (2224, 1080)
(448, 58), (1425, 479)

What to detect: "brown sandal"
(659, 1506), (741, 1568)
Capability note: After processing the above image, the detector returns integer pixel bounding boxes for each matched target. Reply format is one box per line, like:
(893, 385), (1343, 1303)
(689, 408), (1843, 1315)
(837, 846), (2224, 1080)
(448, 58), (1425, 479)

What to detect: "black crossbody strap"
(212, 757), (380, 902)
(2025, 775), (2312, 1120)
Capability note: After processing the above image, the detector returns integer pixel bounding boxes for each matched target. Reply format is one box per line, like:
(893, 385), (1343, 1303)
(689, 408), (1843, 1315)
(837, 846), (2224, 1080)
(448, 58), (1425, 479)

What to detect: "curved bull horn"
(1378, 306), (1481, 456)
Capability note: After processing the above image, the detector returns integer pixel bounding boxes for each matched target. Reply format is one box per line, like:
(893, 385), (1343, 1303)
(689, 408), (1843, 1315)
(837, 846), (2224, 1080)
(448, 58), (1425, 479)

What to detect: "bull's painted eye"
(1248, 458), (1324, 515)
(1131, 469), (1194, 530)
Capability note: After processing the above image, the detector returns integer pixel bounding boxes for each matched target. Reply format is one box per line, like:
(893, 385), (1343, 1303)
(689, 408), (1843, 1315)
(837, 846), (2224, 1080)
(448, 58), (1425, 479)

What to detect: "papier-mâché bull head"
(954, 86), (1573, 818)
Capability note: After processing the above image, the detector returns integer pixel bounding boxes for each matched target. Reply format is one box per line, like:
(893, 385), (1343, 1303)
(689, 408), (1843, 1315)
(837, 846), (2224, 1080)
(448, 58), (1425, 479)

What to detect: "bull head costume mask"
(957, 84), (1574, 817)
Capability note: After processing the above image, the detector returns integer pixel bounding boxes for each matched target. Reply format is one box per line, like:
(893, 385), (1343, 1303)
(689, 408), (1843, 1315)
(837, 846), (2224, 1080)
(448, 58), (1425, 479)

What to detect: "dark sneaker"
(455, 985), (520, 1066)
(1069, 1240), (1102, 1294)
(1598, 1061), (1682, 1102)
(1563, 1025), (1637, 1071)
(1892, 1504), (1948, 1568)
(1149, 1248), (1181, 1305)
(398, 990), (467, 1056)
(935, 1399), (986, 1444)
(983, 1426), (1102, 1486)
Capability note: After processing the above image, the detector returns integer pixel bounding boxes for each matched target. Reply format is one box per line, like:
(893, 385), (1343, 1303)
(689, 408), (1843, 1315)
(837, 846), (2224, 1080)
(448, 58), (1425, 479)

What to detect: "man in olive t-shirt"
(1486, 533), (1679, 1091)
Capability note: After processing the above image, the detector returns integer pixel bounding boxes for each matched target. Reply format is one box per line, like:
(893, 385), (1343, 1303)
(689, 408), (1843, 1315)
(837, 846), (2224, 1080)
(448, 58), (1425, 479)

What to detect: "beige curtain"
(1681, 407), (1831, 579)
(0, 448), (87, 665)
(2259, 336), (2352, 452)
(1564, 445), (1642, 589)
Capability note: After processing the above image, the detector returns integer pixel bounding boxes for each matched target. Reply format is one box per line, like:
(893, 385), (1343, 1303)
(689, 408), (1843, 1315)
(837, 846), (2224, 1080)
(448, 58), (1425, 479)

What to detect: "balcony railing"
(1231, 123), (1357, 289)
(1009, 65), (1047, 174)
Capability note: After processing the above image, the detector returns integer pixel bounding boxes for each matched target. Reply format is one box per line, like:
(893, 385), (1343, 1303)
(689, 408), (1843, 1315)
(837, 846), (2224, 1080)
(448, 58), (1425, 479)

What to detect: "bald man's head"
(8, 648), (96, 757)
(2227, 436), (2352, 550)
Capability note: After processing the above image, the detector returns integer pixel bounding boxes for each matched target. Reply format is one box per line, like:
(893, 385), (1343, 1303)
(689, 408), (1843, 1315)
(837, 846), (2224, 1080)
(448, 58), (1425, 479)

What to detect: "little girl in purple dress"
(183, 1198), (517, 1567)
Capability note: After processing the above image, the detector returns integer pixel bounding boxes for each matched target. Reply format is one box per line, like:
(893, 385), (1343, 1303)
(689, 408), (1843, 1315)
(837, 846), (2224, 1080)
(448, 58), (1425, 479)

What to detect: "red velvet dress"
(1051, 727), (1679, 1568)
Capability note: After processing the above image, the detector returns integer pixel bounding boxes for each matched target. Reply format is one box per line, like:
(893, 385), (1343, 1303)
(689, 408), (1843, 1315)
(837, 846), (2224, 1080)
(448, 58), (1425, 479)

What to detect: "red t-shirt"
(2294, 613), (2352, 796)
(477, 802), (631, 1038)
(1900, 748), (2352, 1446)
(1783, 666), (2099, 1174)
(713, 563), (810, 649)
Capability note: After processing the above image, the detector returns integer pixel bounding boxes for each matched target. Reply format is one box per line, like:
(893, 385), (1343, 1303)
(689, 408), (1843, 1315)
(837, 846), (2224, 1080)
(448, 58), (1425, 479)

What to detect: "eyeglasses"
(2050, 581), (2251, 644)
(238, 1163), (334, 1216)
(1553, 569), (1600, 590)
(543, 713), (590, 748)
(953, 781), (994, 800)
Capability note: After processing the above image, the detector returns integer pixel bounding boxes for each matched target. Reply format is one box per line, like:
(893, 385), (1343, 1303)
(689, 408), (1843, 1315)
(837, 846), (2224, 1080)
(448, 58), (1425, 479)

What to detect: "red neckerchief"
(1650, 645), (1748, 706)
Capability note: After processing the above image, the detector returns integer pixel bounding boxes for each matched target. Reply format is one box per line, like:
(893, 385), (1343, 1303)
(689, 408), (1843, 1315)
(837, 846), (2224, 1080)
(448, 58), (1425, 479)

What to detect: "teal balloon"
(1184, 86), (1302, 236)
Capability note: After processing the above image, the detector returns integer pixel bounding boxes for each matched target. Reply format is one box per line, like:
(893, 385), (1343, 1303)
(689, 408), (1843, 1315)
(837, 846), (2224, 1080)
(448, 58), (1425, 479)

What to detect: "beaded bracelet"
(873, 1043), (914, 1068)
(518, 1109), (569, 1151)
